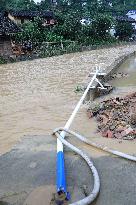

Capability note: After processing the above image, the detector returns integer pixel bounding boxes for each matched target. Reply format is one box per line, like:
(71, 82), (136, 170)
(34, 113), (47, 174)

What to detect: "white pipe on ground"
(56, 69), (100, 195)
(54, 126), (136, 204)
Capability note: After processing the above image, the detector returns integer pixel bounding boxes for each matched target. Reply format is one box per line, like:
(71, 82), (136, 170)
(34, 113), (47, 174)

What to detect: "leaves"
(115, 21), (134, 40)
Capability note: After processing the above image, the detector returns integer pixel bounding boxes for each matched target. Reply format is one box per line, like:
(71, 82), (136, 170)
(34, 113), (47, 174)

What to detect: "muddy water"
(0, 55), (96, 155)
(0, 52), (136, 156)
(109, 54), (136, 95)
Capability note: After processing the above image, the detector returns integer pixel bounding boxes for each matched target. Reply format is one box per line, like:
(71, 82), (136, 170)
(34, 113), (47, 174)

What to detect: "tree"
(53, 10), (82, 40)
(38, 0), (52, 10)
(92, 14), (113, 39)
(0, 0), (7, 10)
(15, 17), (45, 44)
(15, 0), (37, 10)
(111, 0), (136, 14)
(115, 21), (134, 40)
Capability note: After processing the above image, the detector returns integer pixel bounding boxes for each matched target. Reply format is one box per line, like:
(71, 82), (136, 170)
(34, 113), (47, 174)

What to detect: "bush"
(115, 21), (134, 41)
(39, 41), (81, 57)
(53, 11), (82, 41)
(0, 56), (6, 64)
(15, 17), (45, 46)
(92, 14), (113, 40)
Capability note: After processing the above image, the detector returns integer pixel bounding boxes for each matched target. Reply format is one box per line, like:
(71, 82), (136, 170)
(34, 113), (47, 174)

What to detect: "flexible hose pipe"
(54, 131), (100, 205)
(53, 127), (136, 204)
(54, 127), (136, 162)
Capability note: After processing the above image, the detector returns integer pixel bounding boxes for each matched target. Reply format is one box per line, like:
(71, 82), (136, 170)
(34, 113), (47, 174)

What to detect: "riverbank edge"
(87, 50), (136, 141)
(1, 41), (136, 65)
(103, 50), (136, 82)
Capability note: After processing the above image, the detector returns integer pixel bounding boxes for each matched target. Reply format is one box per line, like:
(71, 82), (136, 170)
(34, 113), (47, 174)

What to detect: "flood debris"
(50, 192), (69, 205)
(88, 92), (136, 140)
(94, 83), (114, 98)
(111, 72), (129, 79)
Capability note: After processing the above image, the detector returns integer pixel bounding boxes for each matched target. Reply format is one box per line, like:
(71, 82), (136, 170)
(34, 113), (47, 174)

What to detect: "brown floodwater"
(0, 52), (136, 156)
(0, 55), (97, 155)
(110, 53), (136, 94)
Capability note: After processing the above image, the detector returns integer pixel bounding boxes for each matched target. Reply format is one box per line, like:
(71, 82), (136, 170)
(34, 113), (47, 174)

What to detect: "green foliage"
(92, 14), (113, 40)
(16, 0), (37, 10)
(0, 56), (6, 64)
(38, 0), (52, 10)
(39, 41), (81, 58)
(0, 0), (37, 11)
(115, 21), (134, 40)
(1, 0), (136, 14)
(111, 0), (136, 14)
(5, 0), (135, 59)
(53, 11), (82, 40)
(15, 20), (41, 44)
(75, 85), (84, 93)
(0, 0), (7, 11)
(45, 32), (64, 42)
(76, 14), (114, 45)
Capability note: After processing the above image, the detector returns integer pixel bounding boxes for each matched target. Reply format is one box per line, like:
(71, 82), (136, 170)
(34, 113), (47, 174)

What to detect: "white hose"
(54, 127), (136, 162)
(53, 70), (136, 204)
(53, 127), (136, 204)
(54, 131), (100, 205)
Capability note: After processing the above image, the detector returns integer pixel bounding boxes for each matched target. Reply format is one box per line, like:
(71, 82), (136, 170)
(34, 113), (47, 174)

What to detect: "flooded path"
(0, 45), (136, 155)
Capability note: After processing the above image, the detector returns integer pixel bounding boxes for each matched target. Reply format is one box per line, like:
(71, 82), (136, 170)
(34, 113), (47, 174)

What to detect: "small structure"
(8, 10), (55, 26)
(115, 16), (136, 24)
(0, 12), (21, 58)
(126, 10), (136, 30)
(126, 10), (136, 20)
(80, 18), (91, 26)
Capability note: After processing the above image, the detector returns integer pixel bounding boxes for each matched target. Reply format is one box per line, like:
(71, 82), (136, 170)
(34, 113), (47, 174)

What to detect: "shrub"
(115, 21), (134, 41)
(0, 56), (6, 64)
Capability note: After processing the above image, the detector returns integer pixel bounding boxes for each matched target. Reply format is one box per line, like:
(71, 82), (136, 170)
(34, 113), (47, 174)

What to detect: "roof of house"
(10, 10), (54, 18)
(0, 12), (21, 36)
(127, 10), (136, 15)
(116, 16), (136, 23)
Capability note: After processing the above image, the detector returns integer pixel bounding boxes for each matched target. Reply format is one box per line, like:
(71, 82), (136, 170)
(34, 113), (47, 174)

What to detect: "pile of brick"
(87, 92), (136, 140)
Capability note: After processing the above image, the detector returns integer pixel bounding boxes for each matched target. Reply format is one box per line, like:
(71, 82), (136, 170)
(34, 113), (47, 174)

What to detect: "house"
(126, 10), (136, 30)
(115, 16), (136, 23)
(126, 10), (136, 20)
(8, 10), (56, 26)
(0, 11), (21, 58)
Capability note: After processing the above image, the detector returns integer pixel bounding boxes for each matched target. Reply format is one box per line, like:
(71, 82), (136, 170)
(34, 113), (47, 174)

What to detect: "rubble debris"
(88, 92), (136, 140)
(94, 83), (114, 98)
(111, 72), (129, 79)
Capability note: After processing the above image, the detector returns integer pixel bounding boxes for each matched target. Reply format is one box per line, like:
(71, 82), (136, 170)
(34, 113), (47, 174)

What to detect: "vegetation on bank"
(13, 12), (134, 59)
(0, 56), (6, 64)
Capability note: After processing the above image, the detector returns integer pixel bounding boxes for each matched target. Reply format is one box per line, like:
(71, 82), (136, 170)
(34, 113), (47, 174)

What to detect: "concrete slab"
(0, 135), (136, 205)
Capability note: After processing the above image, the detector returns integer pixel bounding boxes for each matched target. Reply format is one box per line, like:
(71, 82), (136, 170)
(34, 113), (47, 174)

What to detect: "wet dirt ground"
(0, 45), (136, 204)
